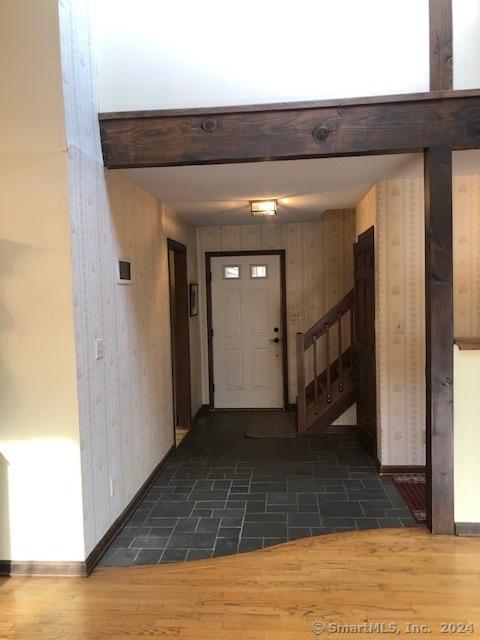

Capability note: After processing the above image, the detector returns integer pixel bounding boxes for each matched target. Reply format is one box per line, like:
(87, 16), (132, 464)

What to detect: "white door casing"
(210, 254), (284, 409)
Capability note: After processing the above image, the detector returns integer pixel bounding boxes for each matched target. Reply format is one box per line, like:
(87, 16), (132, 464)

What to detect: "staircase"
(296, 290), (356, 433)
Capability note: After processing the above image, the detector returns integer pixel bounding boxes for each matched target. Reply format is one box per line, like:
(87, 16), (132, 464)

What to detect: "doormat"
(392, 474), (426, 523)
(245, 411), (296, 439)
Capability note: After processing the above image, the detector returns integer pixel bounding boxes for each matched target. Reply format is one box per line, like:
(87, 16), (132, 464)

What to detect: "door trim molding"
(167, 238), (192, 440)
(205, 250), (289, 410)
(353, 226), (377, 455)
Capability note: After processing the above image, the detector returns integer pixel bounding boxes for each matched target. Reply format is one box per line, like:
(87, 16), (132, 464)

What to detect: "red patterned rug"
(392, 474), (426, 523)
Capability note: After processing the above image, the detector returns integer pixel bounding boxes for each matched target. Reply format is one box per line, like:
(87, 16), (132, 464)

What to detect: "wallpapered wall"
(196, 211), (356, 404)
(453, 175), (480, 337)
(356, 172), (480, 467)
(59, 0), (201, 556)
(356, 181), (426, 466)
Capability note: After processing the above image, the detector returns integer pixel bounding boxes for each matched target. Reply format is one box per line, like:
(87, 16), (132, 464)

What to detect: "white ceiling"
(121, 150), (480, 226)
(122, 154), (421, 226)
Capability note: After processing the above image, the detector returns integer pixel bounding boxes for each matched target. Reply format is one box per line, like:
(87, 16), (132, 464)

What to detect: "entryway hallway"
(99, 411), (422, 567)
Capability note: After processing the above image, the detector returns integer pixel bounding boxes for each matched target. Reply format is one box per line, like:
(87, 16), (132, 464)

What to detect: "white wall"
(454, 346), (480, 524)
(94, 0), (429, 112)
(453, 0), (480, 90)
(0, 0), (84, 562)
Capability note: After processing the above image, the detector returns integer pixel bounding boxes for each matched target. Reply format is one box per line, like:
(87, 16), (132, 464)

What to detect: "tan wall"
(0, 0), (84, 561)
(453, 174), (480, 337)
(196, 211), (356, 404)
(356, 186), (378, 239)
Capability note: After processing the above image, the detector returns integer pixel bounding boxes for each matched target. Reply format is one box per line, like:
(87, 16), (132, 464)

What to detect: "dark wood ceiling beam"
(99, 90), (480, 169)
(430, 0), (453, 91)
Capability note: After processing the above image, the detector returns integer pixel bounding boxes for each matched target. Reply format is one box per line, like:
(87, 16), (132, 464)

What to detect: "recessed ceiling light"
(250, 200), (277, 216)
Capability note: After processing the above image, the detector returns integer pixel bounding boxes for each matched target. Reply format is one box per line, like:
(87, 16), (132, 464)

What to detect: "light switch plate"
(95, 338), (105, 360)
(289, 310), (303, 321)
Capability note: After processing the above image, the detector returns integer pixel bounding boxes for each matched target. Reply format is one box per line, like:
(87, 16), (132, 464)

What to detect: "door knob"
(269, 337), (280, 344)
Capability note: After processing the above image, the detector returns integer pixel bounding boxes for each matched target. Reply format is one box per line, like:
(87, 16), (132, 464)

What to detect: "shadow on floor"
(98, 410), (424, 567)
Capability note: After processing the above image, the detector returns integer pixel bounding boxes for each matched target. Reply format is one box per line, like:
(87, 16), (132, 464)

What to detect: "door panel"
(252, 348), (269, 389)
(353, 227), (377, 453)
(250, 289), (268, 335)
(225, 349), (243, 389)
(211, 254), (283, 409)
(224, 290), (242, 336)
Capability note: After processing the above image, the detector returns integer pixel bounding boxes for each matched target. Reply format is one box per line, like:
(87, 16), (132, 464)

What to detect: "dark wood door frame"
(353, 227), (377, 456)
(167, 238), (192, 438)
(205, 250), (288, 411)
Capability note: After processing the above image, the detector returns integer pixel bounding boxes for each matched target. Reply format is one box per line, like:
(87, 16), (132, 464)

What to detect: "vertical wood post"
(429, 0), (453, 91)
(424, 146), (455, 535)
(325, 325), (332, 403)
(296, 333), (307, 433)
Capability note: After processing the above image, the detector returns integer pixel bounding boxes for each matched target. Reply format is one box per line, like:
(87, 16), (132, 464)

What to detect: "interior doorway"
(353, 226), (377, 455)
(206, 251), (288, 410)
(167, 238), (191, 446)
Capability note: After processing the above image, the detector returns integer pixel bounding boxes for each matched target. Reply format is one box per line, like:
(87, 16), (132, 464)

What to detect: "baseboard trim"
(374, 457), (426, 475)
(455, 523), (480, 537)
(85, 444), (175, 574)
(0, 560), (86, 577)
(325, 424), (358, 434)
(0, 445), (175, 578)
(192, 404), (209, 424)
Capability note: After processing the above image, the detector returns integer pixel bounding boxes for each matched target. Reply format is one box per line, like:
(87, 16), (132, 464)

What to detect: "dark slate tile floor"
(98, 410), (424, 567)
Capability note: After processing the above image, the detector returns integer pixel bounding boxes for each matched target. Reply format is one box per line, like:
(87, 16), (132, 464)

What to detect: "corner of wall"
(0, 0), (84, 563)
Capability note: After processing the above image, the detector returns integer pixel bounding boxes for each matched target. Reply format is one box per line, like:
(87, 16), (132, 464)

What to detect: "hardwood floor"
(1, 529), (480, 639)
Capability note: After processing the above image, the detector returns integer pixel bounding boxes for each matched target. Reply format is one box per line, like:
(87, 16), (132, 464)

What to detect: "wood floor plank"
(1, 529), (480, 639)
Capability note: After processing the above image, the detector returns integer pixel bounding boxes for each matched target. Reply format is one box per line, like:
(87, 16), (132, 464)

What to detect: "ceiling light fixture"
(250, 200), (277, 217)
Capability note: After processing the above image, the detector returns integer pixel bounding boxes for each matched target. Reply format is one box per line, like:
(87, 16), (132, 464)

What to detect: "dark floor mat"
(392, 474), (426, 523)
(245, 411), (297, 439)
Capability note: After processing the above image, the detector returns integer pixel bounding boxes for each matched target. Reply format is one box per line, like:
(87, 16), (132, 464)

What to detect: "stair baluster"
(325, 324), (332, 403)
(337, 312), (344, 392)
(295, 289), (356, 433)
(313, 335), (319, 414)
(350, 305), (355, 382)
(350, 305), (355, 351)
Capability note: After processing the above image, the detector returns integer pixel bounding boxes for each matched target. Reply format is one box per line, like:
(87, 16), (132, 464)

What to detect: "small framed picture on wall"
(189, 283), (198, 317)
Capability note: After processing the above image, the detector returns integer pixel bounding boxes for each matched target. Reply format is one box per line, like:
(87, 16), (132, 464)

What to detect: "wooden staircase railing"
(296, 290), (355, 433)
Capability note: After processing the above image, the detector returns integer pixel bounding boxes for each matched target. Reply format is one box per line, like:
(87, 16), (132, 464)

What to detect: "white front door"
(211, 254), (284, 409)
